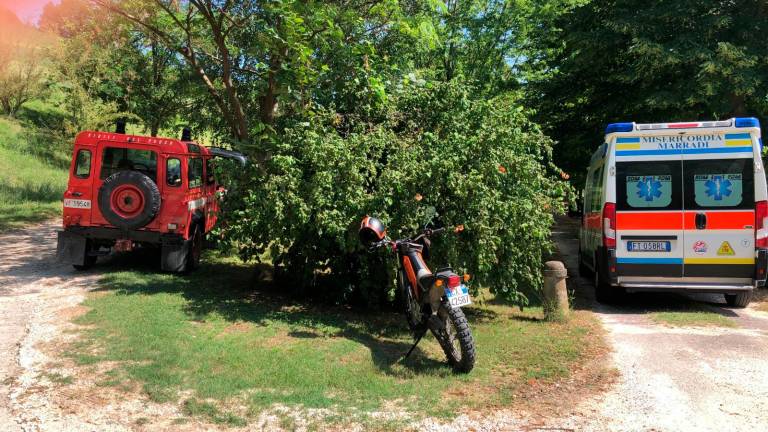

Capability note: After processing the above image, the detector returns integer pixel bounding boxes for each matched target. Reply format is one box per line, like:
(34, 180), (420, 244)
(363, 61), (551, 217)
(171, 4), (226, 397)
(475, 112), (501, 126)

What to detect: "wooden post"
(543, 261), (569, 321)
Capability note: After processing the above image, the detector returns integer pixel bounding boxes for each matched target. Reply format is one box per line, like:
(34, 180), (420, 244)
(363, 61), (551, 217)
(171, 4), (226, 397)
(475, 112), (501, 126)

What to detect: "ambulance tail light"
(602, 202), (616, 248)
(756, 201), (768, 248)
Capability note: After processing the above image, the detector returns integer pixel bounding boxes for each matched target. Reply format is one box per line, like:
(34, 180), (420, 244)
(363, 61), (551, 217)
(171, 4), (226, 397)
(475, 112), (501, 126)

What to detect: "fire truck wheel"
(184, 225), (203, 272)
(98, 171), (161, 230)
(73, 255), (97, 271)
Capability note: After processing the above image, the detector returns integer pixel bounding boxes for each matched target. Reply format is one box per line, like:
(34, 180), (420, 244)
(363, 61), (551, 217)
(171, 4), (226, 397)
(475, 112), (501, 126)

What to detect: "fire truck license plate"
(445, 285), (472, 308)
(627, 241), (671, 252)
(63, 199), (91, 209)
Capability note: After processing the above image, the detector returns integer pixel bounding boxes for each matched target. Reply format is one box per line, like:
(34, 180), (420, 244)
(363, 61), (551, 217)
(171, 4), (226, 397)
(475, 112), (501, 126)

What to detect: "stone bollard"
(543, 261), (569, 321)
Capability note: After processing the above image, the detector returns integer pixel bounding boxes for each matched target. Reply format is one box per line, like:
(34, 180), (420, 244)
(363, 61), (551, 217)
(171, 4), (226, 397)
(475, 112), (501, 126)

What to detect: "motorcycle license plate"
(445, 284), (472, 308)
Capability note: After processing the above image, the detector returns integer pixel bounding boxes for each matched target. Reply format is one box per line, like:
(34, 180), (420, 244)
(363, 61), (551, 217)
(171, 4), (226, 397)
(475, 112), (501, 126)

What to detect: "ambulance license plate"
(627, 241), (671, 252)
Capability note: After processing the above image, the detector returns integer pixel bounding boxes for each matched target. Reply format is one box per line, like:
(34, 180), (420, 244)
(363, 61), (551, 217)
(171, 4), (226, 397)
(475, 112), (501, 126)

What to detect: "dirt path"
(0, 221), (113, 431)
(552, 215), (768, 431)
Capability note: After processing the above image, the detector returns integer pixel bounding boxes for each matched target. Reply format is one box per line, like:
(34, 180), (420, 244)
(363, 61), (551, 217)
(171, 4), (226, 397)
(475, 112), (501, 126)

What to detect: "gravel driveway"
(0, 221), (106, 431)
(552, 215), (768, 432)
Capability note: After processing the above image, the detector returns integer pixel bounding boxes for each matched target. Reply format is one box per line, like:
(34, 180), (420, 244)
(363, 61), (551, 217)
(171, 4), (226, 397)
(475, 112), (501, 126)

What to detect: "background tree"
(40, 0), (186, 137)
(532, 0), (768, 183)
(0, 8), (48, 116)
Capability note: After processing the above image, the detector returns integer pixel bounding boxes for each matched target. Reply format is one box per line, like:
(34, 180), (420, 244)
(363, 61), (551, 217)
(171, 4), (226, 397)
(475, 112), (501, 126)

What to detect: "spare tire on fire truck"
(97, 171), (161, 230)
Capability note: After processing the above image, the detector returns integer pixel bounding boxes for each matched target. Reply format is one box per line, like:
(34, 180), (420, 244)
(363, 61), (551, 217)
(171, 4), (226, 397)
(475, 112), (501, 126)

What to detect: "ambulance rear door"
(681, 132), (756, 283)
(614, 135), (684, 281)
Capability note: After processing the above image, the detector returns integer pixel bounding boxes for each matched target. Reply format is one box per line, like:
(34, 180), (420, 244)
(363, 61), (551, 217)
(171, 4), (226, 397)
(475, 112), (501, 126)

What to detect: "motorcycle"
(359, 216), (476, 373)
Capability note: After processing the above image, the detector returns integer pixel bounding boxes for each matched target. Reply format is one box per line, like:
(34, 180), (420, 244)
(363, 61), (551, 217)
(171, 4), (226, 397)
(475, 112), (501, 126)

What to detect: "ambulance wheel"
(578, 246), (592, 278)
(594, 263), (622, 304)
(725, 292), (752, 308)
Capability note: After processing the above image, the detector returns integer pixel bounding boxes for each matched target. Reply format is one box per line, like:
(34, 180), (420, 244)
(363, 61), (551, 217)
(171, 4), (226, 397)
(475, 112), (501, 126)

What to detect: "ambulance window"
(583, 170), (593, 211)
(590, 166), (604, 212)
(74, 150), (91, 178)
(188, 157), (203, 189)
(617, 161), (682, 211)
(685, 159), (753, 210)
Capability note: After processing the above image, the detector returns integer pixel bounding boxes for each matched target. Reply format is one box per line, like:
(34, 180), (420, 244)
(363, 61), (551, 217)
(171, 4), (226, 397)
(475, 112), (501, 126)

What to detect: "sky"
(0, 0), (60, 24)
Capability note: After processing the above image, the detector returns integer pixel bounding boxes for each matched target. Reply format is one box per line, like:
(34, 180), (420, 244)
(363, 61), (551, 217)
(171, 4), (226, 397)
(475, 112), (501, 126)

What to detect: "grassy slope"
(66, 253), (608, 428)
(0, 116), (68, 231)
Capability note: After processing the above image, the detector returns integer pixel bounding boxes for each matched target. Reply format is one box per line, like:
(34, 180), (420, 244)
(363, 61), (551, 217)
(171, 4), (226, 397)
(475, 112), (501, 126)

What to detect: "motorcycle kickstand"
(402, 327), (428, 361)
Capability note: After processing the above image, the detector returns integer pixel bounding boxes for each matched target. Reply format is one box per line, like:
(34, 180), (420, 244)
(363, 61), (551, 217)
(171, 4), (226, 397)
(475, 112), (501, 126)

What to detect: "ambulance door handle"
(695, 213), (707, 230)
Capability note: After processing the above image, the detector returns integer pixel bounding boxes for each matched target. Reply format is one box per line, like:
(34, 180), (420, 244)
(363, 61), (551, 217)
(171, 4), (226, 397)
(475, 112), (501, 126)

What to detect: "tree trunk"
(729, 94), (747, 117)
(260, 52), (282, 125)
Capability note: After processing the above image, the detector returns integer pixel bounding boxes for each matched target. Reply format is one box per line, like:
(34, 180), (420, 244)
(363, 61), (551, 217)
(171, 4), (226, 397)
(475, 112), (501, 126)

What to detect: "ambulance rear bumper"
(619, 282), (753, 294)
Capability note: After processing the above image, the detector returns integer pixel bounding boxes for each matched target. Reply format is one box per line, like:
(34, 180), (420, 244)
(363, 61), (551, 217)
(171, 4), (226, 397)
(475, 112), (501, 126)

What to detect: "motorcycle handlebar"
(367, 225), (463, 252)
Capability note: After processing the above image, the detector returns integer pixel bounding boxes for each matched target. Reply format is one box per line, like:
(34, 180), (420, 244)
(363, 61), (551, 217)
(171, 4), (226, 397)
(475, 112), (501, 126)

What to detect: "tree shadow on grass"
(94, 252), (450, 377)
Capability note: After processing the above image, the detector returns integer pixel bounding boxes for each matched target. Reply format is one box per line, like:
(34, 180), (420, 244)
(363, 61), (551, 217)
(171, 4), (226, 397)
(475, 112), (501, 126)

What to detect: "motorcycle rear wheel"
(430, 301), (475, 373)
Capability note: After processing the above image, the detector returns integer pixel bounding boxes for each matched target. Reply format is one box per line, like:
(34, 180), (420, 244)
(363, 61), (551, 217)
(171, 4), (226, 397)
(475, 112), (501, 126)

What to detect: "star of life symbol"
(637, 176), (663, 202)
(705, 175), (732, 201)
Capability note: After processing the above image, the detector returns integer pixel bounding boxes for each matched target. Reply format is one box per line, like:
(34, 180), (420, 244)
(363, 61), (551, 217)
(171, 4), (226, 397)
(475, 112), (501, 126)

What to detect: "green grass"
(0, 116), (68, 231)
(650, 306), (736, 328)
(40, 372), (74, 386)
(65, 253), (607, 428)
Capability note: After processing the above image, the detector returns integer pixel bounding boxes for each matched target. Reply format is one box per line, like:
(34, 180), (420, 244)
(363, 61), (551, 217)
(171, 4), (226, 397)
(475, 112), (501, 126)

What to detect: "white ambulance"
(579, 118), (768, 307)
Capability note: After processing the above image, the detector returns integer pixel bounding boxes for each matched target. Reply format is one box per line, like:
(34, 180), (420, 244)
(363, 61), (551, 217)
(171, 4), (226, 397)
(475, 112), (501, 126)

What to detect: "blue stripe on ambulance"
(617, 257), (683, 264)
(616, 147), (752, 156)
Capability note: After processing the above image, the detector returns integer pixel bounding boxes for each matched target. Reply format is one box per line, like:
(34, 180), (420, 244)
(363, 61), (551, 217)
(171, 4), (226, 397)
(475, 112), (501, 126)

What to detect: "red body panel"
(62, 131), (221, 241)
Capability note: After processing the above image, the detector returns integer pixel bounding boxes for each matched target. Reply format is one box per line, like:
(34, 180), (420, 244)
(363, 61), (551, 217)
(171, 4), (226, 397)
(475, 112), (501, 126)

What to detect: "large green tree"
(533, 0), (768, 181)
(72, 0), (574, 307)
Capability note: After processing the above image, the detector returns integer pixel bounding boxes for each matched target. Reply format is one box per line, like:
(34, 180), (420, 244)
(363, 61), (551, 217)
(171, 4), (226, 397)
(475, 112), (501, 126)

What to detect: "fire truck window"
(100, 147), (158, 182)
(166, 158), (181, 187)
(205, 158), (215, 185)
(188, 157), (203, 189)
(74, 150), (91, 178)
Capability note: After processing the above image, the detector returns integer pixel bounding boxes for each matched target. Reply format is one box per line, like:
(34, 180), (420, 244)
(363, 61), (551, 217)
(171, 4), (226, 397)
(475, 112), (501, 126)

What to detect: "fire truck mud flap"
(160, 234), (188, 272)
(56, 230), (88, 266)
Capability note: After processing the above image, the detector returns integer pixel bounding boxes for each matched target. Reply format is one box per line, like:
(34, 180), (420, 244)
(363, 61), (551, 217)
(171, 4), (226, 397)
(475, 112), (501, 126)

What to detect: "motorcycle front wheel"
(429, 300), (476, 373)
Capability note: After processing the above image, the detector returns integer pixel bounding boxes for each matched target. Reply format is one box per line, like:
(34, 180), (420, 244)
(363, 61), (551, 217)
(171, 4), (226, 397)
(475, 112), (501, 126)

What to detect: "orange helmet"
(359, 216), (386, 245)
